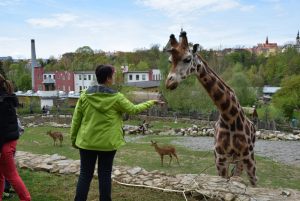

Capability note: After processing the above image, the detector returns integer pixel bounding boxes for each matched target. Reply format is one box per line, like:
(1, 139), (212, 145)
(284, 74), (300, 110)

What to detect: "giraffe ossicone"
(165, 31), (257, 186)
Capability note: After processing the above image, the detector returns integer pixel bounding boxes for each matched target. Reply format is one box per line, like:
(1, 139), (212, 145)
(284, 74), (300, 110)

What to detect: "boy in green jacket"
(71, 64), (162, 201)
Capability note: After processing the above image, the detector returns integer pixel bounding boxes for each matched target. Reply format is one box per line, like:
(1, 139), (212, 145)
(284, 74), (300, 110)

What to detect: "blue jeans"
(74, 149), (116, 201)
(4, 179), (11, 192)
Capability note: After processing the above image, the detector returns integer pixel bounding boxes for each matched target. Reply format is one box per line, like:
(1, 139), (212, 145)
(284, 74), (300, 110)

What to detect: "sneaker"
(2, 192), (13, 199)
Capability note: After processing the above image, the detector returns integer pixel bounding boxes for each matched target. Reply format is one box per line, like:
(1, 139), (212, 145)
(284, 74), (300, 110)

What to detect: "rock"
(224, 193), (235, 201)
(127, 167), (142, 175)
(281, 190), (291, 197)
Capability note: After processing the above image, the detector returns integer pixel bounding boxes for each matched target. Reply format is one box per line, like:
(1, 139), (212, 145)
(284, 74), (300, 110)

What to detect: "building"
(124, 71), (149, 83)
(253, 37), (278, 56)
(281, 31), (300, 53)
(74, 71), (97, 92)
(54, 71), (75, 92)
(123, 69), (162, 83)
(262, 86), (281, 102)
(295, 30), (300, 52)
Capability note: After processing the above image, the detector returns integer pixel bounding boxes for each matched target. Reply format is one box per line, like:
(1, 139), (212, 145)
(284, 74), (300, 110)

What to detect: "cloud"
(0, 0), (21, 6)
(0, 36), (19, 42)
(136, 0), (254, 17)
(26, 13), (78, 28)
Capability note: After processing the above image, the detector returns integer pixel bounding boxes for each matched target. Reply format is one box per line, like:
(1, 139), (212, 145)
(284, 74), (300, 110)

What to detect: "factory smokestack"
(31, 39), (40, 90)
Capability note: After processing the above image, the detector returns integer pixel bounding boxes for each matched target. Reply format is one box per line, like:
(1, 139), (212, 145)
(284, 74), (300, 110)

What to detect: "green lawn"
(10, 125), (300, 200)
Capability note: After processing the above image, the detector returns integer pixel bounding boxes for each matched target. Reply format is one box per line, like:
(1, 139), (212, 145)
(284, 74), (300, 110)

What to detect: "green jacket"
(70, 85), (155, 151)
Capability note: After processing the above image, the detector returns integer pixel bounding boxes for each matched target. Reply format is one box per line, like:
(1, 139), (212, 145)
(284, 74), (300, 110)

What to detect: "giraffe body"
(165, 31), (257, 186)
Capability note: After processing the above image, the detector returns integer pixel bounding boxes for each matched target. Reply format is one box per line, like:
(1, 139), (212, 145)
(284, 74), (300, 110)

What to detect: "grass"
(9, 169), (192, 201)
(10, 125), (300, 200)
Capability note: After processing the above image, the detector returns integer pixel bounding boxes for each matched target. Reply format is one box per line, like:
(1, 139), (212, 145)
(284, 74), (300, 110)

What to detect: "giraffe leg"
(231, 161), (243, 177)
(215, 155), (229, 178)
(243, 153), (257, 186)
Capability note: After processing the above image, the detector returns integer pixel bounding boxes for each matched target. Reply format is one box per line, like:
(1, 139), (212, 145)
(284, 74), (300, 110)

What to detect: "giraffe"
(165, 31), (257, 186)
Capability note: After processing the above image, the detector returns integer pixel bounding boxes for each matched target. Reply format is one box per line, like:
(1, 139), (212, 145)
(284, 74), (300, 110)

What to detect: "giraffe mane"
(196, 53), (234, 93)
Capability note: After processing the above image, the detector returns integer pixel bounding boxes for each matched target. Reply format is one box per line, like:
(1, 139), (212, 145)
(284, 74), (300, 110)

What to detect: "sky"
(0, 0), (299, 59)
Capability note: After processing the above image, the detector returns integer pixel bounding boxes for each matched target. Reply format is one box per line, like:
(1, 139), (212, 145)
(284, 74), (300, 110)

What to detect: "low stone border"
(23, 121), (300, 141)
(16, 151), (300, 201)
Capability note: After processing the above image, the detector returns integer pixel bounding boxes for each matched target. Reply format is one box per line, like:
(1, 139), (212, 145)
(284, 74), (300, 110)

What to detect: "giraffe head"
(165, 31), (200, 90)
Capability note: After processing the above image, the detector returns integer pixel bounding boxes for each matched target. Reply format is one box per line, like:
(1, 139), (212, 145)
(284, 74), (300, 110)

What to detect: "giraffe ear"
(179, 31), (188, 49)
(169, 34), (178, 47)
(192, 44), (199, 53)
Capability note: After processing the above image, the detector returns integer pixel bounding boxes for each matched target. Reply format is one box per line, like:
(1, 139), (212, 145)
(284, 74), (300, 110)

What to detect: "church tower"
(296, 31), (300, 52)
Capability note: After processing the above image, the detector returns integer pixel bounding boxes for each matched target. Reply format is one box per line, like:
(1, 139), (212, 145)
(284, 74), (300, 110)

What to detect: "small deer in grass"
(151, 140), (180, 166)
(46, 130), (63, 146)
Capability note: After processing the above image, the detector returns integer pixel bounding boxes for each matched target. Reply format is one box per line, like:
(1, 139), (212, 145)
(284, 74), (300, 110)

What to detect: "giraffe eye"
(183, 57), (191, 63)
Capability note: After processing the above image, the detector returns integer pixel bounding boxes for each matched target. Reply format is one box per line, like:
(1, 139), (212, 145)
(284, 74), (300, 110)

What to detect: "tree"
(227, 72), (256, 106)
(136, 61), (149, 71)
(75, 46), (94, 55)
(272, 75), (300, 119)
(7, 62), (31, 91)
(0, 61), (7, 78)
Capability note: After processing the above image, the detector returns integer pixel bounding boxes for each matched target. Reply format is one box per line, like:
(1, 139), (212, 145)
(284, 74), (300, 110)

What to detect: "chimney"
(31, 39), (39, 68)
(31, 39), (40, 91)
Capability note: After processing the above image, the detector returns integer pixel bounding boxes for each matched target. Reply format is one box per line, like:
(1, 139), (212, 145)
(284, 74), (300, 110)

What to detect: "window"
(129, 75), (132, 80)
(53, 75), (56, 79)
(44, 75), (47, 79)
(142, 74), (146, 80)
(136, 75), (139, 81)
(84, 75), (87, 80)
(48, 75), (51, 78)
(79, 86), (82, 91)
(88, 75), (91, 80)
(79, 75), (82, 80)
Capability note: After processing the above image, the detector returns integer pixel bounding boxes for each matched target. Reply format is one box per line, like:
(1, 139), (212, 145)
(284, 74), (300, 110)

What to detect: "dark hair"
(0, 74), (14, 94)
(95, 65), (114, 84)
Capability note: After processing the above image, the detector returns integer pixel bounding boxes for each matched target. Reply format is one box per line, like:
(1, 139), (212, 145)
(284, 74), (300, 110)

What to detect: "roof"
(263, 86), (281, 94)
(124, 80), (160, 88)
(124, 71), (149, 74)
(74, 71), (94, 74)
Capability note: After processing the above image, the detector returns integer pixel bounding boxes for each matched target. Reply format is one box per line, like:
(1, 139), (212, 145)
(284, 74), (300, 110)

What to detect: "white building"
(43, 72), (55, 80)
(124, 71), (149, 83)
(151, 69), (162, 81)
(74, 71), (97, 92)
(123, 69), (162, 83)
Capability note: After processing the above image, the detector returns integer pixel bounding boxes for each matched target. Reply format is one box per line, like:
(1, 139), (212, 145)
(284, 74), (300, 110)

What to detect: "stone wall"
(15, 151), (300, 201)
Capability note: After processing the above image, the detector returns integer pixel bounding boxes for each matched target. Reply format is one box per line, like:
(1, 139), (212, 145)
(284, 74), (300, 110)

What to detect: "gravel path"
(171, 137), (300, 167)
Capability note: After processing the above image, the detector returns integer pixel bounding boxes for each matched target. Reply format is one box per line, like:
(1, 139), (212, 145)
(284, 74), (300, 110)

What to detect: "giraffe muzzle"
(165, 81), (178, 90)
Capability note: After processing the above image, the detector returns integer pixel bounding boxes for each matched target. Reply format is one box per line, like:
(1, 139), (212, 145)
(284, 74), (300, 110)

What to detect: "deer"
(150, 140), (180, 166)
(46, 130), (64, 146)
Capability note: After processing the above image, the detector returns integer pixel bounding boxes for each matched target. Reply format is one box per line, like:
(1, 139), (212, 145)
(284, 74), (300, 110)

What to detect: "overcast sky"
(0, 0), (299, 59)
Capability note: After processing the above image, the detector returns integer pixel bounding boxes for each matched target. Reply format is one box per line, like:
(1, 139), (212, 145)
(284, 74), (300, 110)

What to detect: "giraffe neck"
(193, 54), (242, 123)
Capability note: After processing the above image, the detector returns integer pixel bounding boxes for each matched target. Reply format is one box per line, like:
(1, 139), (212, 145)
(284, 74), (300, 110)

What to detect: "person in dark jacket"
(0, 74), (31, 201)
